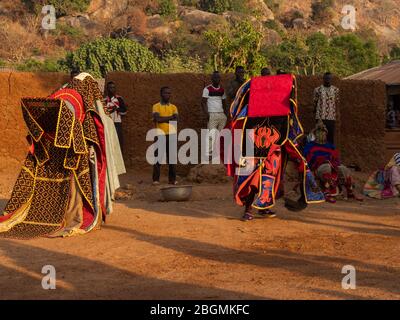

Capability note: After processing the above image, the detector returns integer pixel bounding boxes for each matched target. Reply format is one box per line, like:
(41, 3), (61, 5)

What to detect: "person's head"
(323, 72), (333, 87)
(261, 67), (271, 76)
(211, 71), (221, 87)
(160, 86), (172, 103)
(235, 66), (245, 82)
(107, 81), (117, 97)
(70, 67), (80, 80)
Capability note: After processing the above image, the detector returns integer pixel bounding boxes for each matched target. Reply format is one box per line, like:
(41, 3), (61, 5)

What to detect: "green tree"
(204, 20), (267, 74)
(162, 50), (203, 73)
(62, 38), (162, 77)
(158, 0), (177, 18)
(199, 0), (247, 14)
(306, 32), (331, 75)
(200, 0), (230, 13)
(330, 34), (380, 75)
(265, 36), (311, 75)
(265, 32), (381, 77)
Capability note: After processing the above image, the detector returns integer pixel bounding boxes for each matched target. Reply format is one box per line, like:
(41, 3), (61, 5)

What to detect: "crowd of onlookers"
(96, 66), (400, 202)
(101, 66), (342, 186)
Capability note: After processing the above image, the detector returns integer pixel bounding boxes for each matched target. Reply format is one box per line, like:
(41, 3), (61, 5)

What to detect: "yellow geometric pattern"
(0, 93), (99, 239)
(55, 102), (75, 148)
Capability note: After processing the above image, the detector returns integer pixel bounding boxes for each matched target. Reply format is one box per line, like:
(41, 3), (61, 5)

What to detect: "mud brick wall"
(296, 76), (387, 170)
(0, 72), (386, 177)
(107, 72), (387, 171)
(106, 72), (234, 172)
(0, 72), (68, 176)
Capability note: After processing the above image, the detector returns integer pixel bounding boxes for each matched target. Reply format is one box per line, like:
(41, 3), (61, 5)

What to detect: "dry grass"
(0, 19), (42, 62)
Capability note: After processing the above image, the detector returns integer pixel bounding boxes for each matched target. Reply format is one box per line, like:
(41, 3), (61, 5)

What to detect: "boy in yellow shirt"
(152, 86), (179, 185)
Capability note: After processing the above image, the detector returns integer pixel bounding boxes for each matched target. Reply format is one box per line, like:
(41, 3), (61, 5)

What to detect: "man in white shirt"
(201, 71), (228, 157)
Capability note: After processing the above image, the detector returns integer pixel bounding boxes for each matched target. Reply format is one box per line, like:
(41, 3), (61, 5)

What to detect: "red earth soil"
(0, 169), (399, 300)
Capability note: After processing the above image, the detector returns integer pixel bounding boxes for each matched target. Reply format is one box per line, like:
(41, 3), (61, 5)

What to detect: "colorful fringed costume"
(0, 73), (125, 239)
(303, 122), (362, 203)
(364, 153), (400, 199)
(223, 74), (324, 215)
(304, 142), (359, 202)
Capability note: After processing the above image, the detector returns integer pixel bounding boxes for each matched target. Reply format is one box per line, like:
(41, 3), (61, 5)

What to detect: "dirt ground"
(0, 169), (399, 300)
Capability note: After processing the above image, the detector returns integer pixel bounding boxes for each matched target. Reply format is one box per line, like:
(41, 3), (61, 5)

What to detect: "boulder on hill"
(179, 7), (226, 32)
(87, 0), (129, 21)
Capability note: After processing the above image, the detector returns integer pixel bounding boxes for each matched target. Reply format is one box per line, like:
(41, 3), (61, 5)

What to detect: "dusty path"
(0, 170), (399, 300)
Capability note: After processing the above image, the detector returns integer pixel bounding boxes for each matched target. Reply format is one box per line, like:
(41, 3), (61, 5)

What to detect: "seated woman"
(364, 153), (400, 199)
(304, 122), (363, 203)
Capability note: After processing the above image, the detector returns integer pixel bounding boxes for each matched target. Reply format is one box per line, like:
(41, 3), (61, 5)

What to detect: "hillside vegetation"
(0, 0), (399, 76)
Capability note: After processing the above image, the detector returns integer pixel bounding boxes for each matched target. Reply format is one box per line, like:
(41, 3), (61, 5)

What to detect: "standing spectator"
(104, 81), (128, 152)
(313, 72), (339, 144)
(202, 71), (228, 156)
(152, 87), (179, 185)
(227, 66), (246, 105)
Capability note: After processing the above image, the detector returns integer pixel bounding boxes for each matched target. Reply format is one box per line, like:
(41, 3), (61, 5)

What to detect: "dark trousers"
(114, 122), (124, 153)
(152, 135), (177, 183)
(322, 120), (335, 145)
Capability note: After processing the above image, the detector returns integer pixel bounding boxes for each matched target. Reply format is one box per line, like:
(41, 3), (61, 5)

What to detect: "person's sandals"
(258, 209), (277, 218)
(241, 212), (254, 221)
(169, 181), (178, 185)
(152, 181), (160, 186)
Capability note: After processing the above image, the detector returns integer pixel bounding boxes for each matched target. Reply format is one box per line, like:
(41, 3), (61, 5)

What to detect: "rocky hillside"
(0, 0), (399, 69)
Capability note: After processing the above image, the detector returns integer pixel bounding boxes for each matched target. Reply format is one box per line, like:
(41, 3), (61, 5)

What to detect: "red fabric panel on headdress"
(248, 74), (293, 117)
(50, 88), (85, 123)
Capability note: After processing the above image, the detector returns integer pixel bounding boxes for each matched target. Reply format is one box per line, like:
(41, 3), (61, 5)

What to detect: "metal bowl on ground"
(160, 185), (193, 202)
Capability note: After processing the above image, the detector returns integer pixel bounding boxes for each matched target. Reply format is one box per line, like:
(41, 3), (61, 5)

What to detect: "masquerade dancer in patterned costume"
(223, 74), (325, 221)
(0, 73), (125, 239)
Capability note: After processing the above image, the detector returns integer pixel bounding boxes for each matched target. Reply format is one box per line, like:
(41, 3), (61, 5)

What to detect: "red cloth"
(248, 74), (293, 117)
(50, 89), (85, 123)
(283, 140), (305, 173)
(220, 118), (245, 177)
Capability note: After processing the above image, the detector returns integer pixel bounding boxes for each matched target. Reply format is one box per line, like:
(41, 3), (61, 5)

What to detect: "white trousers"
(207, 112), (227, 155)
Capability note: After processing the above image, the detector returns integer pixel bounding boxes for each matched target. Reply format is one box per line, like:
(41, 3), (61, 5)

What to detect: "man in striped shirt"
(202, 71), (228, 156)
(104, 81), (128, 152)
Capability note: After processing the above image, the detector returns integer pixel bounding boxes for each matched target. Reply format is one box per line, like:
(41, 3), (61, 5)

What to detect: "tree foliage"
(204, 20), (266, 74)
(162, 50), (203, 73)
(199, 0), (246, 14)
(62, 38), (162, 77)
(265, 32), (381, 77)
(158, 0), (177, 18)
